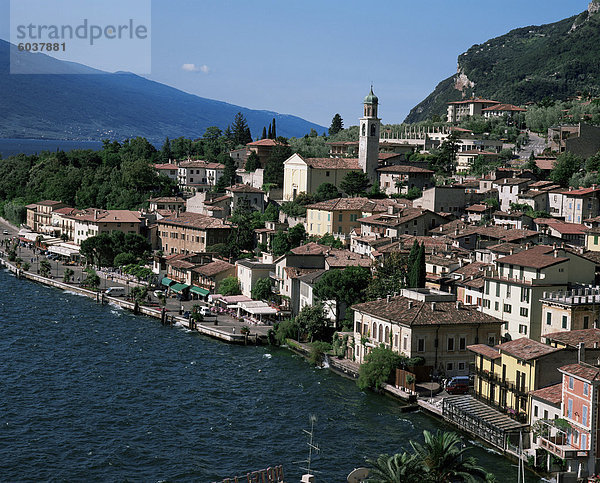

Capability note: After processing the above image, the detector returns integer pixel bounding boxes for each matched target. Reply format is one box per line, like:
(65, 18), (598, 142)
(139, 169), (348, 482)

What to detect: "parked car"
(445, 376), (470, 395)
(105, 286), (126, 297)
(2, 230), (8, 235)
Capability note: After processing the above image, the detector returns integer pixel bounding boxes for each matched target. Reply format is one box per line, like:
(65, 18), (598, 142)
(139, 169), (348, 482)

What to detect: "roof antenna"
(294, 415), (321, 482)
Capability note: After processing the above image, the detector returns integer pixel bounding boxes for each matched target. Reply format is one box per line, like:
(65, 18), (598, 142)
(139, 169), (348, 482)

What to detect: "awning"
(170, 283), (190, 293)
(161, 277), (174, 287)
(190, 286), (209, 296)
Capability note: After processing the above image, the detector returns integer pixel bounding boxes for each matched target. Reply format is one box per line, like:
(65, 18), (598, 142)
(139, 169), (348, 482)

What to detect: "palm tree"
(410, 430), (490, 482)
(366, 452), (421, 483)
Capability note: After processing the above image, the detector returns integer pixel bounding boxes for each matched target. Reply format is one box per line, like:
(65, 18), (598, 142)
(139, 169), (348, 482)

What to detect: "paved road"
(0, 218), (271, 338)
(518, 130), (547, 160)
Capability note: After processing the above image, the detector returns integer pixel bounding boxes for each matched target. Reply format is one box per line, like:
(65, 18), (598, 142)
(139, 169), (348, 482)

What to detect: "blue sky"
(0, 0), (591, 128)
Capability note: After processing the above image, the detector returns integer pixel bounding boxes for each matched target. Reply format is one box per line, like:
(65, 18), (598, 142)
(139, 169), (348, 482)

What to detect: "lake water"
(0, 138), (105, 158)
(0, 270), (538, 481)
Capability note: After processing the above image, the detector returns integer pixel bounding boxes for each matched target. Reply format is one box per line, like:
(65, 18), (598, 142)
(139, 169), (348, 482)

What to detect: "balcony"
(269, 271), (282, 282)
(536, 420), (588, 460)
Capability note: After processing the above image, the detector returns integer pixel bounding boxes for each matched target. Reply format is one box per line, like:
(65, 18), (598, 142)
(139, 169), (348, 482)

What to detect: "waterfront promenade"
(0, 218), (270, 344)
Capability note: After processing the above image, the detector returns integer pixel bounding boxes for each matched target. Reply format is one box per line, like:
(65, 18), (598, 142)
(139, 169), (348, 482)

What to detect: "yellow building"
(283, 153), (360, 201)
(352, 288), (503, 378)
(305, 197), (370, 238)
(469, 338), (577, 421)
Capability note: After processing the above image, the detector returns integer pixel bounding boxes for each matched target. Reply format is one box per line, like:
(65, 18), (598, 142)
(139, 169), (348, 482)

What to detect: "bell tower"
(358, 86), (380, 185)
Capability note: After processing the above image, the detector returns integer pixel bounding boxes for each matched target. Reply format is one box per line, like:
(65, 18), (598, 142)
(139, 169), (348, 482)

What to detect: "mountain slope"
(0, 40), (325, 141)
(405, 2), (600, 123)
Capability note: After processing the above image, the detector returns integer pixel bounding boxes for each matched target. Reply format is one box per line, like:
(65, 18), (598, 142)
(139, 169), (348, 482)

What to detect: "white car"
(2, 230), (8, 235)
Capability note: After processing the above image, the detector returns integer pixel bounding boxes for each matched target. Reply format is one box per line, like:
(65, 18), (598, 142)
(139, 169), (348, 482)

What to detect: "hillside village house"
(153, 163), (179, 181)
(413, 185), (488, 215)
(68, 209), (144, 246)
(226, 184), (265, 213)
(148, 197), (185, 213)
(562, 186), (600, 223)
(305, 197), (370, 238)
(235, 258), (275, 299)
(536, 362), (600, 478)
(482, 245), (596, 341)
(447, 98), (503, 123)
(481, 103), (527, 118)
(540, 289), (600, 338)
(283, 154), (360, 201)
(229, 138), (286, 168)
(359, 208), (450, 239)
(157, 212), (231, 255)
(493, 178), (533, 212)
(377, 165), (434, 196)
(177, 160), (225, 192)
(26, 200), (68, 232)
(456, 150), (499, 175)
(468, 338), (578, 421)
(352, 288), (503, 378)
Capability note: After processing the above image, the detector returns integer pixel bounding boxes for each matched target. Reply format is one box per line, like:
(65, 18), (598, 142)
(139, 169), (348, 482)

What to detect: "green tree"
(365, 452), (422, 483)
(63, 268), (74, 283)
(264, 144), (292, 186)
(367, 252), (406, 300)
(407, 243), (425, 289)
(315, 182), (341, 201)
(160, 136), (172, 163)
(231, 112), (252, 146)
(251, 277), (273, 301)
(410, 430), (490, 482)
(83, 268), (100, 290)
(309, 341), (331, 367)
(274, 318), (301, 345)
(113, 252), (137, 267)
(549, 152), (584, 187)
(329, 113), (344, 135)
(482, 197), (499, 210)
(314, 266), (370, 326)
(288, 223), (307, 248)
(217, 276), (241, 296)
(271, 118), (277, 139)
(340, 171), (371, 196)
(296, 303), (328, 342)
(130, 285), (148, 304)
(272, 230), (291, 256)
(39, 259), (51, 278)
(261, 126), (267, 140)
(358, 346), (404, 390)
(245, 151), (261, 172)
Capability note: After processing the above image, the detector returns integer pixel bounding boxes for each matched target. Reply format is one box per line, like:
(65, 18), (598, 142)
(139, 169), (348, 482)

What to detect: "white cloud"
(181, 63), (210, 73)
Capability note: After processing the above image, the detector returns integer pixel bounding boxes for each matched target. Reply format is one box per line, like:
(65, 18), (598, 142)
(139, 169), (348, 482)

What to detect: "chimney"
(509, 247), (514, 255)
(408, 301), (413, 309)
(456, 300), (461, 309)
(431, 302), (436, 311)
(387, 205), (394, 215)
(554, 250), (558, 258)
(578, 342), (586, 364)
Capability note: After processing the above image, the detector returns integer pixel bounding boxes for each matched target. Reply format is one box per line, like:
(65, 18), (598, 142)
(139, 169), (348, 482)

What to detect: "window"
(446, 362), (453, 371)
(567, 398), (573, 419)
(584, 382), (589, 396)
(325, 171), (330, 177)
(582, 433), (587, 450)
(494, 301), (499, 311)
(546, 312), (552, 325)
(562, 315), (568, 329)
(403, 336), (408, 350)
(544, 410), (548, 419)
(584, 316), (589, 329)
(518, 324), (527, 334)
(583, 405), (588, 426)
(534, 405), (538, 417)
(488, 335), (495, 346)
(459, 337), (466, 351)
(458, 362), (465, 371)
(447, 337), (455, 351)
(569, 376), (574, 390)
(506, 285), (511, 297)
(503, 304), (512, 313)
(350, 214), (358, 222)
(485, 281), (489, 295)
(496, 283), (500, 297)
(520, 287), (530, 302)
(417, 338), (425, 352)
(520, 307), (528, 317)
(338, 214), (343, 222)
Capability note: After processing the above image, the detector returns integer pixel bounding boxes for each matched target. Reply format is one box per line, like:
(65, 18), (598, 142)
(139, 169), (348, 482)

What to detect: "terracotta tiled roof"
(193, 260), (234, 277)
(377, 165), (434, 174)
(498, 337), (561, 360)
(547, 222), (587, 235)
(544, 329), (600, 348)
(535, 159), (556, 171)
(306, 197), (370, 211)
(158, 212), (231, 230)
(482, 104), (527, 112)
(360, 208), (437, 227)
(148, 196), (185, 203)
(247, 139), (286, 147)
(289, 242), (329, 256)
(448, 99), (499, 105)
(562, 187), (600, 196)
(559, 363), (600, 382)
(304, 158), (360, 170)
(529, 383), (562, 405)
(496, 245), (568, 269)
(153, 163), (178, 170)
(467, 344), (501, 360)
(352, 296), (503, 327)
(452, 262), (491, 279)
(458, 150), (498, 156)
(52, 207), (80, 215)
(227, 184), (264, 194)
(179, 160), (225, 169)
(67, 209), (142, 223)
(493, 178), (531, 186)
(466, 204), (488, 213)
(325, 250), (372, 268)
(378, 152), (404, 160)
(283, 267), (320, 279)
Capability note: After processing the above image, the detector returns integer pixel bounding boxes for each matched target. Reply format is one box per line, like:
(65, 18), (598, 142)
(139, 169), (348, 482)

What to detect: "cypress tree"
(407, 240), (419, 287)
(271, 118), (277, 139)
(416, 243), (426, 288)
(268, 124), (272, 139)
(261, 126), (267, 140)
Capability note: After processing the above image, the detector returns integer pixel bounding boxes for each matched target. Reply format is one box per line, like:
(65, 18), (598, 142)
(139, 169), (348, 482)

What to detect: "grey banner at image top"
(9, 0), (151, 74)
